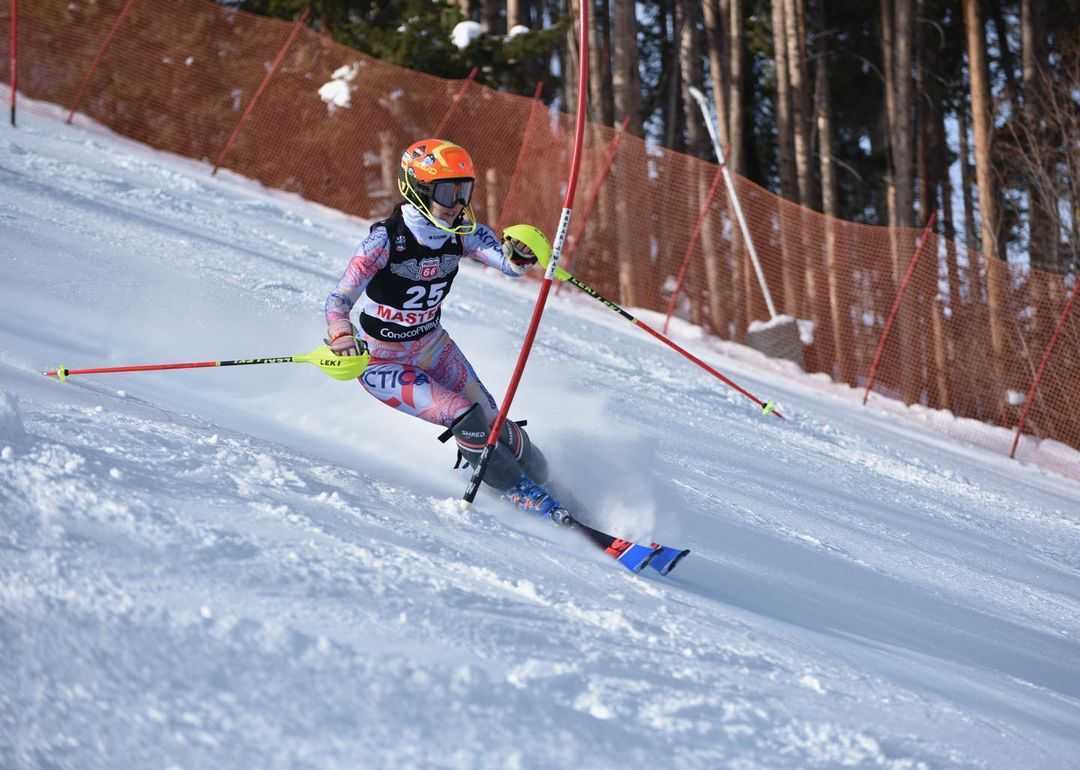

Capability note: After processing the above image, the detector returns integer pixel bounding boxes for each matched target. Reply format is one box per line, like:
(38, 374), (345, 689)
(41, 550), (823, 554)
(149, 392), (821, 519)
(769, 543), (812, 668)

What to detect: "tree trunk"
(784, 0), (814, 210)
(589, 0), (615, 127)
(878, 0), (900, 394)
(1020, 0), (1056, 428)
(1021, 0), (1056, 270)
(729, 0), (750, 334)
(702, 0), (730, 148)
(990, 0), (1019, 107)
(562, 0), (579, 115)
(660, 0), (678, 153)
(482, 0), (502, 34)
(931, 299), (951, 411)
(507, 0), (527, 29)
(938, 104), (961, 315)
(679, 0), (705, 159)
(771, 0), (801, 316)
(784, 0), (820, 349)
(915, 0), (932, 228)
(727, 0), (743, 174)
(681, 0), (727, 334)
(890, 0), (914, 232)
(911, 0), (930, 405)
(611, 0), (641, 308)
(815, 0), (853, 384)
(612, 0), (643, 136)
(584, 0), (616, 299)
(957, 95), (982, 303)
(880, 0), (898, 241)
(880, 0), (920, 402)
(963, 0), (1009, 395)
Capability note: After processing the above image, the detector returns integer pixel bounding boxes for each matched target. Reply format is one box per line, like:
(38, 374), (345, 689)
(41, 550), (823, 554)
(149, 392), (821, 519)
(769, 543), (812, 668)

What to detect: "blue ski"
(648, 544), (691, 576)
(572, 523), (663, 573)
(500, 475), (687, 575)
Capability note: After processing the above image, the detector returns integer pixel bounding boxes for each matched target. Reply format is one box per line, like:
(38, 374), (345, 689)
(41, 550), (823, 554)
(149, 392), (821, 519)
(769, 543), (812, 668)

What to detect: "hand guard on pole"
(503, 234), (539, 275)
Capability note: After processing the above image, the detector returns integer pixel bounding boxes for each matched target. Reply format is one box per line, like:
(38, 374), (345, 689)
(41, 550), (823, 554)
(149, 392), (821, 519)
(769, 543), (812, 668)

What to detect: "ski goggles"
(430, 178), (474, 208)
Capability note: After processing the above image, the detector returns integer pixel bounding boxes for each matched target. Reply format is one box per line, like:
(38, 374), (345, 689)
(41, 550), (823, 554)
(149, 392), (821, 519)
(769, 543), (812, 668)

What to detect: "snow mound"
(451, 21), (484, 49)
(0, 390), (26, 443)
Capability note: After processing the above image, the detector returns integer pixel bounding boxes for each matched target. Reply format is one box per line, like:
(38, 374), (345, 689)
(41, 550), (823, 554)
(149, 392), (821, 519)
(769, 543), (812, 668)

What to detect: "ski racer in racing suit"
(323, 138), (568, 521)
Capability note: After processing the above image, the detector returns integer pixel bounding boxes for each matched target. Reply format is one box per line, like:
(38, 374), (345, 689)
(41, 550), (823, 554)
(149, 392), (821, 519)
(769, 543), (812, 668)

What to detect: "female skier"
(324, 138), (569, 523)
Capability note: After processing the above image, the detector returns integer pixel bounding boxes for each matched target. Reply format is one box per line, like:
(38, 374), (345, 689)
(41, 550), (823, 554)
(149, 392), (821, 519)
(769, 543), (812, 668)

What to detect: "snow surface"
(2, 105), (1080, 770)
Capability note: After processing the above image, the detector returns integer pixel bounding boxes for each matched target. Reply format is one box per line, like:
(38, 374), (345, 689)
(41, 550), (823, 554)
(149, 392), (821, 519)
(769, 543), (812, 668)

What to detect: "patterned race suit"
(325, 203), (526, 428)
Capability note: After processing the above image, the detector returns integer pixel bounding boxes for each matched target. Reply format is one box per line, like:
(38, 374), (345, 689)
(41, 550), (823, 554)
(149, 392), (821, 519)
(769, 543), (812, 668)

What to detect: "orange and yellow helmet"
(398, 138), (478, 235)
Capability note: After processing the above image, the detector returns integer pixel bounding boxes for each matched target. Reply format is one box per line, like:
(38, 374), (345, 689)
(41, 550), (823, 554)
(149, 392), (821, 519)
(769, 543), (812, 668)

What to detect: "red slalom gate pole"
(463, 0), (590, 504)
(1009, 277), (1080, 458)
(663, 165), (724, 334)
(213, 7), (309, 176)
(66, 0), (143, 125)
(862, 212), (937, 405)
(433, 66), (478, 137)
(9, 0), (16, 127)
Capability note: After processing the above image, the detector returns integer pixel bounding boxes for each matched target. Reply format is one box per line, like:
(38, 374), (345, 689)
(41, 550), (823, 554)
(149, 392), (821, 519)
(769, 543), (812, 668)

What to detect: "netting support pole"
(66, 0), (143, 125)
(557, 114), (629, 283)
(8, 0), (16, 127)
(496, 80), (544, 232)
(432, 66), (478, 138)
(1009, 276), (1080, 458)
(663, 164), (724, 334)
(862, 211), (937, 406)
(212, 7), (310, 176)
(689, 86), (778, 320)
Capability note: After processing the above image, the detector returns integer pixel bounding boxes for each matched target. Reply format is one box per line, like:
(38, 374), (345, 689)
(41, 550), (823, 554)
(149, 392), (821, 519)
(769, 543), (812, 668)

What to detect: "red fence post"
(496, 80), (544, 232)
(212, 7), (310, 176)
(663, 165), (724, 334)
(1009, 276), (1080, 458)
(433, 66), (478, 137)
(8, 0), (15, 127)
(862, 212), (937, 405)
(66, 0), (143, 125)
(558, 115), (630, 281)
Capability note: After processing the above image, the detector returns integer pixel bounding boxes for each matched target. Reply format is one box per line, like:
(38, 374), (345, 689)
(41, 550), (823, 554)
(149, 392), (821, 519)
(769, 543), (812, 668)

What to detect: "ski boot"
(505, 475), (572, 526)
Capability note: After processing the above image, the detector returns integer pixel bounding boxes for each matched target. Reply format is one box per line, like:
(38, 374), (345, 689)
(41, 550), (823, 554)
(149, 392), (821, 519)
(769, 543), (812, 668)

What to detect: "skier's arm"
(463, 224), (534, 277)
(325, 227), (391, 338)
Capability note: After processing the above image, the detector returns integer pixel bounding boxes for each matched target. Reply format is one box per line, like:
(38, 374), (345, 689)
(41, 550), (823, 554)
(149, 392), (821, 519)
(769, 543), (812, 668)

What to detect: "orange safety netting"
(4, 0), (1078, 457)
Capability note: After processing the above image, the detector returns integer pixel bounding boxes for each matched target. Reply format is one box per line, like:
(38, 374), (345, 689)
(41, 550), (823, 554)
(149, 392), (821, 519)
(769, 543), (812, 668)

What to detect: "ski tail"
(649, 544), (691, 576)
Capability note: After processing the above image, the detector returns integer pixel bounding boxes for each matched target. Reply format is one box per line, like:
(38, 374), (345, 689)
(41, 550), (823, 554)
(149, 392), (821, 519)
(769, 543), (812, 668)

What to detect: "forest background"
(5, 0), (1079, 453)
(231, 0), (1079, 278)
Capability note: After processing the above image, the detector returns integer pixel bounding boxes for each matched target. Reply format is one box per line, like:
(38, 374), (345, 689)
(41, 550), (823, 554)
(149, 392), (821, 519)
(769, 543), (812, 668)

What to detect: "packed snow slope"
(2, 107), (1080, 770)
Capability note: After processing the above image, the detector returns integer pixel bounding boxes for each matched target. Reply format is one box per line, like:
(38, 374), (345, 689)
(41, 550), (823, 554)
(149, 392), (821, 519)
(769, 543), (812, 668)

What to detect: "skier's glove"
(503, 234), (538, 275)
(325, 321), (362, 357)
